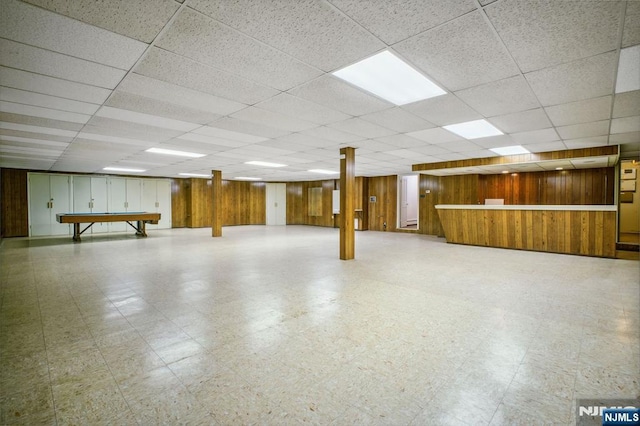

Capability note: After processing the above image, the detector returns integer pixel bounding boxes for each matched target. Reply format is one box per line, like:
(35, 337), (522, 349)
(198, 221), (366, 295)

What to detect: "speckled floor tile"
(1, 226), (638, 424)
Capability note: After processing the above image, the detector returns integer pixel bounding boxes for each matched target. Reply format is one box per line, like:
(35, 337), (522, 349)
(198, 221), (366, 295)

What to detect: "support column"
(340, 147), (355, 260)
(211, 170), (222, 237)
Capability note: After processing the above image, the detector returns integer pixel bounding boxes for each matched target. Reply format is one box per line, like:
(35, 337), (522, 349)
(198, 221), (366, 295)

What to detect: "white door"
(142, 180), (159, 230)
(126, 179), (142, 212)
(109, 177), (127, 232)
(29, 173), (53, 236)
(49, 175), (71, 235)
(73, 176), (92, 213)
(266, 183), (286, 226)
(156, 180), (172, 229)
(400, 177), (408, 228)
(91, 177), (109, 233)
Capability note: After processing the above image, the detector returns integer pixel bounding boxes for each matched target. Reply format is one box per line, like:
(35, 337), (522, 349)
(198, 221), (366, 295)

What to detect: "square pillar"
(340, 147), (355, 260)
(211, 170), (222, 237)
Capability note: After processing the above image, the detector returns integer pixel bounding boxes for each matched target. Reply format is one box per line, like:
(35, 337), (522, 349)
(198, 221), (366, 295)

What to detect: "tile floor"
(1, 226), (638, 425)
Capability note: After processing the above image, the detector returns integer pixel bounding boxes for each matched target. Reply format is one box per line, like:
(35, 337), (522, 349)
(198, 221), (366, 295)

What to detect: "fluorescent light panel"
(309, 169), (339, 174)
(443, 119), (504, 140)
(489, 145), (531, 156)
(234, 177), (262, 181)
(103, 166), (146, 172)
(245, 161), (286, 168)
(332, 51), (446, 105)
(178, 172), (210, 177)
(616, 45), (640, 93)
(146, 147), (205, 158)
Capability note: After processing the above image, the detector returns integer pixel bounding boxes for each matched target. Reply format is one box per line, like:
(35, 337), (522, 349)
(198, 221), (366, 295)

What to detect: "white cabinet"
(142, 179), (172, 229)
(73, 176), (108, 233)
(109, 177), (142, 232)
(29, 173), (71, 236)
(266, 183), (286, 225)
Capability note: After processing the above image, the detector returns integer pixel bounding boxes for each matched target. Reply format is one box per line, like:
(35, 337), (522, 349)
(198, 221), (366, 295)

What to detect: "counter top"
(435, 204), (617, 211)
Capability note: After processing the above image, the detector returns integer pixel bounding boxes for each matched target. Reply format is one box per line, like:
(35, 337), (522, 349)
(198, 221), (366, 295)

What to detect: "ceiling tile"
(328, 0), (476, 44)
(438, 140), (483, 153)
(105, 91), (221, 124)
(208, 117), (290, 139)
(134, 47), (278, 105)
(511, 128), (560, 145)
(411, 145), (453, 156)
(562, 136), (609, 150)
(359, 108), (434, 133)
(372, 134), (426, 149)
(403, 94), (482, 126)
(525, 51), (616, 106)
(156, 8), (322, 91)
(193, 126), (268, 144)
(455, 75), (540, 117)
(622, 1), (640, 48)
(254, 93), (350, 125)
(0, 39), (126, 89)
(0, 128), (73, 143)
(613, 90), (640, 119)
(472, 134), (516, 149)
(406, 127), (463, 144)
(0, 67), (111, 104)
(327, 118), (396, 139)
(76, 132), (156, 147)
(84, 117), (183, 142)
(487, 108), (552, 133)
(22, 0), (180, 43)
(394, 11), (519, 91)
(0, 87), (100, 115)
(0, 101), (91, 124)
(119, 73), (246, 117)
(230, 107), (318, 133)
(0, 112), (83, 132)
(486, 0), (621, 72)
(610, 132), (640, 144)
(544, 96), (612, 127)
(0, 122), (78, 137)
(299, 126), (363, 144)
(189, 0), (384, 72)
(611, 116), (640, 134)
(522, 141), (568, 153)
(288, 75), (391, 116)
(1, 0), (147, 70)
(96, 106), (200, 132)
(178, 132), (251, 149)
(557, 120), (610, 139)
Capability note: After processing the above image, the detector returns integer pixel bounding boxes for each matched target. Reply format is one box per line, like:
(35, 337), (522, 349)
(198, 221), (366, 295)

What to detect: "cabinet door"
(142, 180), (157, 212)
(73, 176), (92, 213)
(29, 173), (52, 236)
(156, 180), (172, 229)
(109, 177), (127, 232)
(126, 179), (142, 212)
(91, 177), (109, 233)
(49, 175), (71, 236)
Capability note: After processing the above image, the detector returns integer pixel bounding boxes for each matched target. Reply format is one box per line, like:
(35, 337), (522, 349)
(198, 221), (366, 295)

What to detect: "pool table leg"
(135, 220), (147, 237)
(72, 223), (81, 242)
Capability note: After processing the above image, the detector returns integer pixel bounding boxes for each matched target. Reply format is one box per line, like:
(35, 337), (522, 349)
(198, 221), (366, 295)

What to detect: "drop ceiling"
(0, 0), (639, 181)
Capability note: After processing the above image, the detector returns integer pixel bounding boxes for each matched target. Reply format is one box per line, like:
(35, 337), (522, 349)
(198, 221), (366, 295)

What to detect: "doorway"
(266, 183), (286, 225)
(398, 175), (419, 230)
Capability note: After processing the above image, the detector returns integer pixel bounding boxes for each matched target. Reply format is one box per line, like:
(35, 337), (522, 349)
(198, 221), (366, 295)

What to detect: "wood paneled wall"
(419, 174), (479, 236)
(1, 168), (29, 237)
(478, 168), (614, 205)
(355, 176), (369, 230)
(221, 180), (265, 225)
(171, 178), (266, 228)
(437, 208), (616, 258)
(286, 180), (337, 227)
(420, 168), (614, 236)
(367, 175), (398, 232)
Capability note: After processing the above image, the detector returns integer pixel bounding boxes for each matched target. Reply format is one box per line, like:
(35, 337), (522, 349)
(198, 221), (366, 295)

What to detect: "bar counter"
(435, 204), (617, 258)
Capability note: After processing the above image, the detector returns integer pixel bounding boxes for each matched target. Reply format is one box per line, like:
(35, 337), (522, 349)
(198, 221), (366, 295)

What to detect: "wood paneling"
(355, 176), (369, 230)
(437, 208), (616, 258)
(187, 178), (212, 228)
(367, 175), (398, 232)
(221, 180), (265, 225)
(286, 180), (336, 227)
(419, 174), (479, 236)
(1, 168), (29, 237)
(211, 171), (222, 237)
(340, 147), (355, 260)
(413, 146), (618, 171)
(170, 178), (188, 228)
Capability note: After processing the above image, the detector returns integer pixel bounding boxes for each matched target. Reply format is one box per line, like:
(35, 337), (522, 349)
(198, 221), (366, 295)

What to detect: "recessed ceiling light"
(234, 177), (262, 181)
(308, 169), (339, 174)
(332, 50), (446, 105)
(501, 170), (509, 174)
(443, 119), (503, 140)
(489, 145), (531, 156)
(103, 166), (146, 173)
(556, 167), (563, 170)
(178, 173), (211, 177)
(616, 45), (640, 93)
(146, 148), (205, 158)
(245, 161), (286, 168)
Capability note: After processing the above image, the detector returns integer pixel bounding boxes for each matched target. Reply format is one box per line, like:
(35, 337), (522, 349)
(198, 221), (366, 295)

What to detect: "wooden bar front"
(436, 205), (617, 258)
